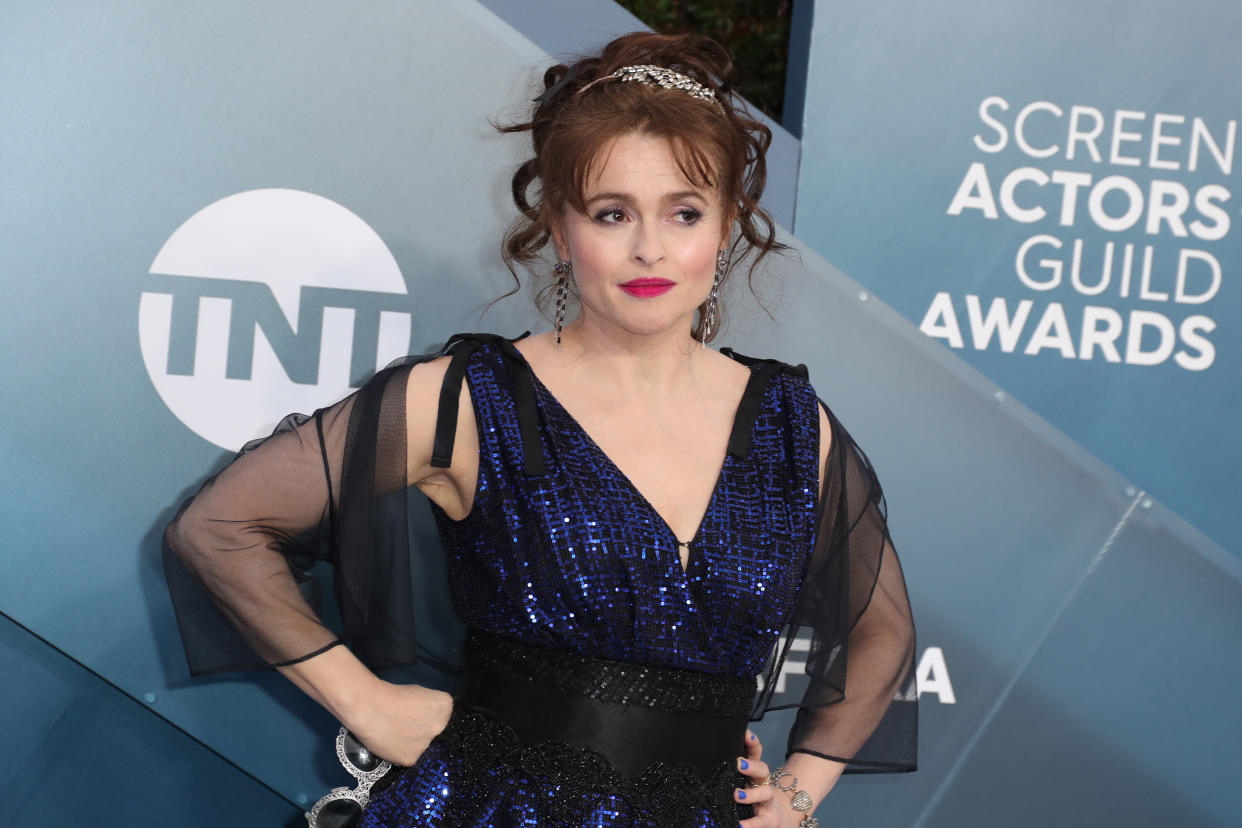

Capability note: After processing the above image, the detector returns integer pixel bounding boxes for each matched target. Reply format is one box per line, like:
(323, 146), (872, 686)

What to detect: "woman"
(162, 31), (917, 828)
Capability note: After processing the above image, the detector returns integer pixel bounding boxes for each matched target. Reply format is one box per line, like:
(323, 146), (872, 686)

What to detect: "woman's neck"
(556, 316), (709, 399)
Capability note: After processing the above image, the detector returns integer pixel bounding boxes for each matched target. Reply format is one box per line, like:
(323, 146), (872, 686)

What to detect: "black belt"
(453, 629), (755, 782)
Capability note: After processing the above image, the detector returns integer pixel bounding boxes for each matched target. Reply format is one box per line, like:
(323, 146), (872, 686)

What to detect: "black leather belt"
(453, 628), (755, 782)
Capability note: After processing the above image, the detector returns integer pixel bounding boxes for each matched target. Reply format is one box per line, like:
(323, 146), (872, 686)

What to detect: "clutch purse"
(304, 727), (393, 828)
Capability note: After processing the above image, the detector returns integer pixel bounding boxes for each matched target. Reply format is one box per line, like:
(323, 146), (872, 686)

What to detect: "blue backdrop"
(2, 1), (1239, 826)
(793, 0), (1241, 560)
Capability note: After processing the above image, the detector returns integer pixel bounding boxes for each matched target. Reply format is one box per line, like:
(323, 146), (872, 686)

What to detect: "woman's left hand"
(735, 730), (806, 827)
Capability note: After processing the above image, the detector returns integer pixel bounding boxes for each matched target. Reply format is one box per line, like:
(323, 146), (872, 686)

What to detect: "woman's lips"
(619, 278), (675, 297)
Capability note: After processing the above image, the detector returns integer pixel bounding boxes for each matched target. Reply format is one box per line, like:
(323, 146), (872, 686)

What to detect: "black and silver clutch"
(304, 727), (393, 828)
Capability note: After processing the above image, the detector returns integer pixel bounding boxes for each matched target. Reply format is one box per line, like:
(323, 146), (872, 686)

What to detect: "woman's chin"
(612, 314), (698, 340)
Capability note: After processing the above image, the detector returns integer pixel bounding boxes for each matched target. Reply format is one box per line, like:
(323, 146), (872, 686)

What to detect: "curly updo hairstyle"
(497, 31), (788, 344)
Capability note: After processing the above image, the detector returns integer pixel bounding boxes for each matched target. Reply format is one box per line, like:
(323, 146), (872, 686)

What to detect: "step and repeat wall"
(789, 2), (1242, 824)
(1, 1), (1239, 826)
(794, 0), (1241, 561)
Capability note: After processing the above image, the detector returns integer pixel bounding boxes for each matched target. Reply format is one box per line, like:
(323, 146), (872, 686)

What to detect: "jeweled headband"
(576, 64), (723, 111)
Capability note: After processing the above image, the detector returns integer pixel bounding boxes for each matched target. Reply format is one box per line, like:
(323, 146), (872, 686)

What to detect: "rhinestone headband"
(578, 64), (723, 111)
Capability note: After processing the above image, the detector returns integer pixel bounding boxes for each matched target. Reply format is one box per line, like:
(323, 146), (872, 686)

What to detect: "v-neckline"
(506, 344), (761, 576)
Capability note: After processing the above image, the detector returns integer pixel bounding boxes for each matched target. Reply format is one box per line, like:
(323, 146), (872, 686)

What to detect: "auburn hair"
(495, 31), (787, 342)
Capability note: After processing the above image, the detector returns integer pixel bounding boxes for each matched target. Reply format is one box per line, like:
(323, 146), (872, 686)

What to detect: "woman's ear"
(718, 202), (738, 248)
(550, 215), (570, 262)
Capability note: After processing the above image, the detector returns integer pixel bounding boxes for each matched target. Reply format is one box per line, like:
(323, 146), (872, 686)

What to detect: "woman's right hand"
(343, 680), (455, 767)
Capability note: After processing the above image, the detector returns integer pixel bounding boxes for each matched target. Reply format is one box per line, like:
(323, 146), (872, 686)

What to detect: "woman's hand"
(736, 730), (809, 828)
(342, 680), (454, 767)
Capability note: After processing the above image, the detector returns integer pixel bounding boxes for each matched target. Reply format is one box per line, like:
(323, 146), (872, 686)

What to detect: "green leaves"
(618, 0), (792, 122)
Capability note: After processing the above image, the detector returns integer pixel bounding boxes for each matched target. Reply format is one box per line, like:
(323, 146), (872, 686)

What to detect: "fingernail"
(738, 757), (748, 770)
(736, 789), (747, 799)
(747, 731), (755, 741)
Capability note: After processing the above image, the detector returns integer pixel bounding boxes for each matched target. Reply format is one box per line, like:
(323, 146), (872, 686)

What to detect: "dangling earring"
(701, 249), (726, 348)
(553, 259), (572, 351)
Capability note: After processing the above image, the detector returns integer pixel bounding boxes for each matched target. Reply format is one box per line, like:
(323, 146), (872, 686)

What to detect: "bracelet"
(767, 766), (819, 828)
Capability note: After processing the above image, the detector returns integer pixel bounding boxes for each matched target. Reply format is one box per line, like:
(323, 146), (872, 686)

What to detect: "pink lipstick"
(619, 278), (675, 298)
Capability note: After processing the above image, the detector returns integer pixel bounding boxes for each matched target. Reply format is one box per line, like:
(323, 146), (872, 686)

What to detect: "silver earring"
(701, 250), (726, 347)
(553, 259), (572, 351)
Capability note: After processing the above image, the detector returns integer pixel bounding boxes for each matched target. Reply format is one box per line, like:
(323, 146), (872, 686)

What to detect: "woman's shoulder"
(716, 342), (820, 409)
(396, 330), (533, 406)
(358, 333), (517, 463)
(716, 343), (832, 467)
(717, 343), (809, 377)
(385, 331), (523, 393)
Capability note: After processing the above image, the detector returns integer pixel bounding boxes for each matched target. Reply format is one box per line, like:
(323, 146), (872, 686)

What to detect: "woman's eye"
(594, 208), (627, 224)
(674, 209), (703, 224)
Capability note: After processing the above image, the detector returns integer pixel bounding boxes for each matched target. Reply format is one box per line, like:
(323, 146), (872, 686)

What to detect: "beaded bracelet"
(768, 767), (819, 828)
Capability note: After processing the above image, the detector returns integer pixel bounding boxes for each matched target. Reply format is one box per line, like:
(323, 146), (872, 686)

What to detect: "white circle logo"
(139, 188), (412, 450)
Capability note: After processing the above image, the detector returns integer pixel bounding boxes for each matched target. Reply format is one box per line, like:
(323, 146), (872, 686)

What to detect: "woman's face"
(553, 132), (728, 343)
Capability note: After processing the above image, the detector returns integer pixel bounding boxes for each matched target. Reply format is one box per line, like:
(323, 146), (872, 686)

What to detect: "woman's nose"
(631, 222), (666, 265)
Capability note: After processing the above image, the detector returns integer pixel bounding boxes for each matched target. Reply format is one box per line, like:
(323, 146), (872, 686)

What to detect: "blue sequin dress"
(163, 330), (918, 827)
(357, 338), (821, 827)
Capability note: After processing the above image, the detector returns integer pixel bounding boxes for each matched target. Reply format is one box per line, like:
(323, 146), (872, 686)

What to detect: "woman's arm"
(164, 352), (469, 762)
(740, 394), (917, 825)
(277, 644), (453, 766)
(405, 354), (480, 520)
(771, 404), (848, 803)
(780, 397), (917, 769)
(784, 751), (846, 802)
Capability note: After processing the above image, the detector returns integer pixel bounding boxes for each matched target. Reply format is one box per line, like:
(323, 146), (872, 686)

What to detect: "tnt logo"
(139, 188), (412, 450)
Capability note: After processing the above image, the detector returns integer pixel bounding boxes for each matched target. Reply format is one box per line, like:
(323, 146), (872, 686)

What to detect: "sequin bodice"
(428, 340), (821, 679)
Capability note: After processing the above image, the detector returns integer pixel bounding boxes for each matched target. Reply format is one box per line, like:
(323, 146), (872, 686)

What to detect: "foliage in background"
(616, 0), (792, 122)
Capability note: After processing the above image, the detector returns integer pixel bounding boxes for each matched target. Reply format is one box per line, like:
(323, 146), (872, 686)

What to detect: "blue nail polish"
(739, 758), (748, 770)
(737, 789), (747, 799)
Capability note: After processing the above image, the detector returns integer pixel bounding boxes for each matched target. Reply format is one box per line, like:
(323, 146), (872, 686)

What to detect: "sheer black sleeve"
(162, 352), (442, 677)
(750, 399), (918, 773)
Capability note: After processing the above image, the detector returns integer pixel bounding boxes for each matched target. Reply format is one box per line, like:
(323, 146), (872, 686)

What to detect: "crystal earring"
(701, 250), (726, 347)
(553, 259), (572, 351)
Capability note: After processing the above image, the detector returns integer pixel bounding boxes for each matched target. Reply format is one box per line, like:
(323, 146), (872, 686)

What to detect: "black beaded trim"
(370, 705), (755, 826)
(463, 628), (757, 718)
